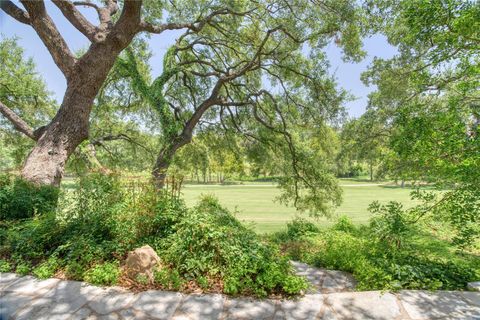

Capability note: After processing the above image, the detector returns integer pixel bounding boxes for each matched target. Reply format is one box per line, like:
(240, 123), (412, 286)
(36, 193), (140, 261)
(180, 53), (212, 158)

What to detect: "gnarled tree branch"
(0, 101), (35, 140)
(20, 0), (77, 79)
(0, 0), (30, 24)
(52, 0), (97, 42)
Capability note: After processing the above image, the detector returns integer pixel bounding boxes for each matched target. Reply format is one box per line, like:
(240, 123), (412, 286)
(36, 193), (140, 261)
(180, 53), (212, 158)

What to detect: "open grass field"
(181, 179), (418, 233)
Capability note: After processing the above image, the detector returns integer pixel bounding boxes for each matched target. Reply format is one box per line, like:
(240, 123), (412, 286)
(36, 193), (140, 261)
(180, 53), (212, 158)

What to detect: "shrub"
(1, 173), (128, 282)
(368, 201), (411, 248)
(33, 257), (60, 279)
(312, 230), (367, 273)
(15, 262), (30, 276)
(332, 215), (356, 233)
(1, 174), (305, 297)
(0, 259), (11, 272)
(0, 174), (59, 220)
(4, 212), (64, 260)
(84, 262), (120, 286)
(284, 227), (479, 291)
(286, 217), (319, 239)
(157, 195), (307, 296)
(65, 261), (86, 280)
(154, 268), (184, 291)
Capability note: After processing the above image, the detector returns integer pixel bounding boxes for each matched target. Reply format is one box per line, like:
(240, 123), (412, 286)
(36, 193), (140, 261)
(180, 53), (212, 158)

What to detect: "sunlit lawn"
(61, 177), (420, 234)
(182, 179), (418, 233)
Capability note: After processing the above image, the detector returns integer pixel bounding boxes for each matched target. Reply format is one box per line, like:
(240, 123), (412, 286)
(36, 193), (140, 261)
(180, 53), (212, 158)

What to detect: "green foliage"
(281, 223), (479, 291)
(368, 201), (410, 248)
(157, 195), (307, 297)
(33, 257), (59, 279)
(15, 262), (30, 276)
(285, 217), (319, 240)
(0, 259), (12, 272)
(0, 174), (59, 220)
(84, 262), (120, 286)
(362, 0), (480, 250)
(339, 111), (390, 181)
(332, 215), (356, 233)
(1, 174), (304, 297)
(154, 268), (184, 291)
(0, 38), (56, 169)
(135, 274), (149, 285)
(2, 211), (64, 261)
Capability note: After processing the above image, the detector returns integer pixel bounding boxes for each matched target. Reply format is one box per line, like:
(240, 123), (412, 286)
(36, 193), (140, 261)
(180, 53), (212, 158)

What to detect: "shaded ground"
(2, 272), (479, 320)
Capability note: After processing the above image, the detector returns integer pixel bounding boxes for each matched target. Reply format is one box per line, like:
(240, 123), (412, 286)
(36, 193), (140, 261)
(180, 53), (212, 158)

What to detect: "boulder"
(124, 245), (160, 283)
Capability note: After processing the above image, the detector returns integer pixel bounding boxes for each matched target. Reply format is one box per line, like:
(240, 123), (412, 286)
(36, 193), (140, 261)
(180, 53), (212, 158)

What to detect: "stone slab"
(460, 291), (480, 307)
(132, 290), (183, 320)
(0, 293), (38, 319)
(276, 294), (324, 320)
(224, 297), (277, 320)
(325, 291), (401, 319)
(0, 272), (20, 291)
(398, 290), (480, 319)
(172, 294), (225, 320)
(119, 308), (155, 320)
(3, 275), (60, 296)
(10, 296), (58, 320)
(88, 287), (138, 315)
(69, 306), (94, 320)
(291, 261), (356, 293)
(15, 280), (106, 319)
(325, 270), (357, 290)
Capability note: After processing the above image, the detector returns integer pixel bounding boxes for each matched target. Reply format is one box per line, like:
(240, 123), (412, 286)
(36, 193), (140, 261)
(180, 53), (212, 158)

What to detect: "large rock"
(124, 245), (160, 283)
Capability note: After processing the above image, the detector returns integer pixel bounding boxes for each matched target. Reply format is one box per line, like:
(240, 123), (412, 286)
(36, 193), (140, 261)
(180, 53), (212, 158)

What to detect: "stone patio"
(1, 272), (480, 319)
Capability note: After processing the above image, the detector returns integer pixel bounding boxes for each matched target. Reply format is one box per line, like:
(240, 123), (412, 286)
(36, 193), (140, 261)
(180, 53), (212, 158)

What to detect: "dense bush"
(156, 195), (307, 296)
(0, 173), (306, 297)
(84, 262), (120, 286)
(285, 217), (319, 239)
(368, 201), (411, 248)
(281, 216), (479, 291)
(269, 217), (320, 244)
(332, 215), (356, 233)
(0, 174), (59, 220)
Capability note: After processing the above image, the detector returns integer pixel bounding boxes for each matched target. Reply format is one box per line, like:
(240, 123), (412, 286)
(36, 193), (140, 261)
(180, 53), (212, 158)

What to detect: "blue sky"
(0, 3), (397, 118)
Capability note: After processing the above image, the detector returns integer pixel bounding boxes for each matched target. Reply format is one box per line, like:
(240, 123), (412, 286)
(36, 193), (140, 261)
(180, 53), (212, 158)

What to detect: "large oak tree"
(0, 0), (264, 186)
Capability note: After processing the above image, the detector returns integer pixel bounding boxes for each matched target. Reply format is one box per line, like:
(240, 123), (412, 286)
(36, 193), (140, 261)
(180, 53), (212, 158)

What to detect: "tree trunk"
(22, 83), (96, 186)
(369, 162), (373, 181)
(152, 135), (191, 188)
(21, 40), (133, 186)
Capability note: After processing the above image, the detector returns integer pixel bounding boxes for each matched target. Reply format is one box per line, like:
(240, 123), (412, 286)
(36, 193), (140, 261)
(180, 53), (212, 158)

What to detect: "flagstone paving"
(290, 261), (356, 293)
(1, 272), (480, 319)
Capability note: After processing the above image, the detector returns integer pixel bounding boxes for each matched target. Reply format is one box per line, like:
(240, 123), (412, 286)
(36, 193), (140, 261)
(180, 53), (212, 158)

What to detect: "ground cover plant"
(273, 216), (480, 291)
(0, 173), (306, 297)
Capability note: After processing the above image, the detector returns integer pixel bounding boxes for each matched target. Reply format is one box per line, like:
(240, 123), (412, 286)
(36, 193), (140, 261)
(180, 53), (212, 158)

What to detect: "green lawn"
(181, 180), (418, 233)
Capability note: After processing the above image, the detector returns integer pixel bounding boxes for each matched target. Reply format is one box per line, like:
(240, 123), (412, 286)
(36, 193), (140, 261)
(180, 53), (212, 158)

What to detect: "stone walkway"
(291, 261), (356, 293)
(1, 272), (480, 319)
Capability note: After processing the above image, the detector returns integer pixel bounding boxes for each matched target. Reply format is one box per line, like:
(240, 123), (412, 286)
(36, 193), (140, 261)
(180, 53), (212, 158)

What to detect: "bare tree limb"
(90, 133), (155, 156)
(52, 0), (97, 42)
(111, 0), (142, 37)
(139, 21), (196, 33)
(0, 101), (36, 140)
(20, 0), (77, 79)
(0, 0), (30, 24)
(73, 0), (118, 31)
